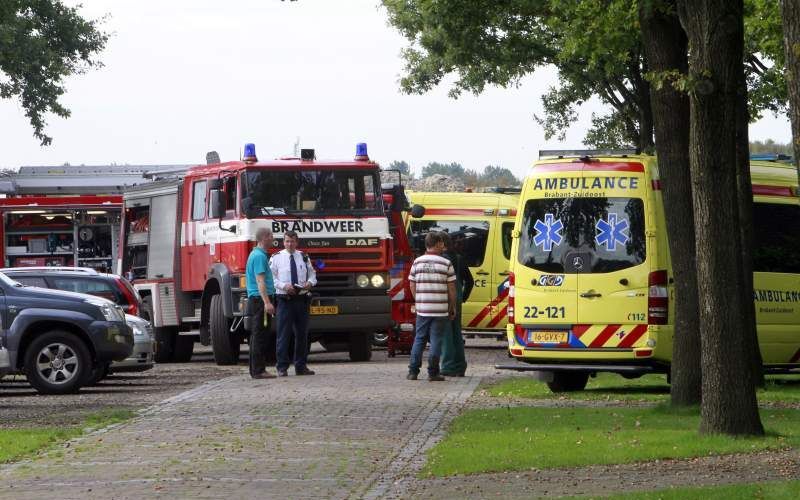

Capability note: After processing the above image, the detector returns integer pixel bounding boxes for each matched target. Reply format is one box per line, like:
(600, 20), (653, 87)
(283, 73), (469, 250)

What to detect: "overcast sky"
(0, 0), (791, 179)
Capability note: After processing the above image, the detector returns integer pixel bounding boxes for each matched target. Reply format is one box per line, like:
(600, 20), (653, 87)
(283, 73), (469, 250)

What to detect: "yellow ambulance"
(504, 150), (800, 391)
(407, 189), (519, 337)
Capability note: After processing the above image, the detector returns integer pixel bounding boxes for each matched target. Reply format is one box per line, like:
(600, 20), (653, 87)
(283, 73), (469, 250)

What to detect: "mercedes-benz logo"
(572, 256), (584, 270)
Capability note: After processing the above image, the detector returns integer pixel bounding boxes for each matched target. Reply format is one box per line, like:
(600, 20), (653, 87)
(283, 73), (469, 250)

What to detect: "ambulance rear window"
(518, 197), (646, 273)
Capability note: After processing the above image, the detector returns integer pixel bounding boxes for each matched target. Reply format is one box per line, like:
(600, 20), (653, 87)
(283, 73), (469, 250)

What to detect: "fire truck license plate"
(529, 331), (568, 344)
(311, 306), (339, 315)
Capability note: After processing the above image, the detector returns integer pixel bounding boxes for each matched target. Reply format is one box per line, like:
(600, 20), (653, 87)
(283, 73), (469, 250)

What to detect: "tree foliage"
(421, 161), (467, 178)
(383, 0), (786, 149)
(0, 1), (108, 145)
(387, 160), (412, 177)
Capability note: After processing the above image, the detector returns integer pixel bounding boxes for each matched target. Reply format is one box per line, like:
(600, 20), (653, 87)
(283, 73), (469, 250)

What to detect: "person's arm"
(446, 262), (456, 319)
(461, 259), (474, 303)
(256, 273), (275, 315)
(447, 282), (456, 320)
(303, 253), (317, 288)
(408, 262), (417, 301)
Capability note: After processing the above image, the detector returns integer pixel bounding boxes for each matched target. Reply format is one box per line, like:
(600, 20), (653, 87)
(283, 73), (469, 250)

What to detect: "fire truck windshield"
(242, 169), (382, 217)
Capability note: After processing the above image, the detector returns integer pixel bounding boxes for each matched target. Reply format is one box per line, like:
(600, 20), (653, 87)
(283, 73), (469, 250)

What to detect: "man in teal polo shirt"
(246, 227), (276, 379)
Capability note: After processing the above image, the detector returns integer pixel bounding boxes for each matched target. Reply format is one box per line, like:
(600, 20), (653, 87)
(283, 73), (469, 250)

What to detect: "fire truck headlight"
(356, 274), (370, 288)
(370, 274), (385, 288)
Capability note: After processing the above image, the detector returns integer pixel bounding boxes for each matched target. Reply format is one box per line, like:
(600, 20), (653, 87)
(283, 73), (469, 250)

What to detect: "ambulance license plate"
(311, 305), (339, 315)
(529, 330), (568, 344)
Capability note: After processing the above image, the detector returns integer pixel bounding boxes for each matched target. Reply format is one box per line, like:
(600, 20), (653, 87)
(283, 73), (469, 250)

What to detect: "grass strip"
(573, 479), (800, 499)
(0, 408), (135, 463)
(423, 405), (799, 477)
(487, 374), (800, 404)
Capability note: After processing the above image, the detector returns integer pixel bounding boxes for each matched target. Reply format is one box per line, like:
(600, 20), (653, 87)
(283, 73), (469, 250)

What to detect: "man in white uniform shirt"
(270, 230), (317, 376)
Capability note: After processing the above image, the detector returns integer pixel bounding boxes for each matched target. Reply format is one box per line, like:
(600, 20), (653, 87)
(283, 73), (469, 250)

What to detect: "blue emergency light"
(355, 142), (369, 160)
(243, 143), (257, 162)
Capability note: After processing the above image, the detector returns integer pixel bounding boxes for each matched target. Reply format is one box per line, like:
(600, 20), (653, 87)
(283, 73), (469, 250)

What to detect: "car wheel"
(86, 362), (110, 386)
(210, 294), (240, 365)
(24, 330), (91, 395)
(348, 331), (372, 362)
(546, 372), (589, 393)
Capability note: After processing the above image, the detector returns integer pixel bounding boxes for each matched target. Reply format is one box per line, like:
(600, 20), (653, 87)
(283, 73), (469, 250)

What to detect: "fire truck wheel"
(153, 327), (175, 363)
(171, 335), (195, 363)
(348, 331), (373, 362)
(210, 294), (240, 365)
(546, 372), (589, 393)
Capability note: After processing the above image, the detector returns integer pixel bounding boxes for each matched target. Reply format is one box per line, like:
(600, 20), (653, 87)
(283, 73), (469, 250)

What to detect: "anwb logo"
(537, 275), (564, 287)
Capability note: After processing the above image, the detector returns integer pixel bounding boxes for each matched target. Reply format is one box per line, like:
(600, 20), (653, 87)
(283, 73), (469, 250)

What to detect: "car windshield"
(0, 272), (22, 287)
(518, 197), (646, 274)
(241, 169), (382, 216)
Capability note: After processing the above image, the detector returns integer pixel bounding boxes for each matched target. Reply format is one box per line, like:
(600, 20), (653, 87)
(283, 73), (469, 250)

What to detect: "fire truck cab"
(119, 144), (393, 365)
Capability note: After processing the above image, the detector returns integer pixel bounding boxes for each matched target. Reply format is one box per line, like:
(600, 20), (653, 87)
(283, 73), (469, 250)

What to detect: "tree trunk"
(634, 61), (656, 153)
(735, 55), (764, 388)
(677, 0), (764, 435)
(639, 0), (700, 407)
(782, 0), (800, 166)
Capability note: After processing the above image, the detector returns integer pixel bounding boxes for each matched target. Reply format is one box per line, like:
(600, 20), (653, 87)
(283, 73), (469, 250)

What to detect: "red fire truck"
(117, 144), (393, 365)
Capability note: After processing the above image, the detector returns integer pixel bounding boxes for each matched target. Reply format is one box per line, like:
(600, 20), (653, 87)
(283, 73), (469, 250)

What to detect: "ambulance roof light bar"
(538, 149), (640, 160)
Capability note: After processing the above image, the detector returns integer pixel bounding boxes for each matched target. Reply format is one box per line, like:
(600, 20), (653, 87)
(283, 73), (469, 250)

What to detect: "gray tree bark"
(638, 0), (701, 406)
(677, 0), (764, 435)
(782, 0), (800, 166)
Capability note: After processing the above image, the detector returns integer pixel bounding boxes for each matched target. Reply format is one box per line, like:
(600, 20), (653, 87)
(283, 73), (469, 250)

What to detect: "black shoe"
(428, 374), (446, 382)
(277, 370), (288, 377)
(295, 368), (315, 376)
(406, 372), (418, 380)
(251, 371), (276, 379)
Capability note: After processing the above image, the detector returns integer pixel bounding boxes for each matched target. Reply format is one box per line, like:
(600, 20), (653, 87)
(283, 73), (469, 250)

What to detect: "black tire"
(546, 372), (589, 393)
(24, 330), (92, 395)
(153, 327), (175, 363)
(86, 362), (110, 386)
(171, 334), (195, 363)
(210, 294), (240, 365)
(348, 331), (372, 362)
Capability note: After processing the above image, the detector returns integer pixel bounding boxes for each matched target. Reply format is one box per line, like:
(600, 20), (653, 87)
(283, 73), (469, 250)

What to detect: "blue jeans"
(408, 315), (448, 376)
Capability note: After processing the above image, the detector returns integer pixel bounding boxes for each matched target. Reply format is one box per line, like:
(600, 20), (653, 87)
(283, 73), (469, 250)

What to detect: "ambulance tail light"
(507, 272), (515, 324)
(648, 270), (668, 325)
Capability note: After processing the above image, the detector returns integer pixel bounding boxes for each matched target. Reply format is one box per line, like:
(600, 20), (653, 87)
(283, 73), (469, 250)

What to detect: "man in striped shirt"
(407, 231), (456, 381)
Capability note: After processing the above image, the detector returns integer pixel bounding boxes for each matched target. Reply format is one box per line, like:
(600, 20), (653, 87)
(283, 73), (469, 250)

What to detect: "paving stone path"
(0, 344), (506, 500)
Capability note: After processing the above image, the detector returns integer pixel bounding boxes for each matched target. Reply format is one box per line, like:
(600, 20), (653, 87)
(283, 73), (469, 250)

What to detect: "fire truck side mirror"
(410, 204), (425, 218)
(209, 189), (225, 219)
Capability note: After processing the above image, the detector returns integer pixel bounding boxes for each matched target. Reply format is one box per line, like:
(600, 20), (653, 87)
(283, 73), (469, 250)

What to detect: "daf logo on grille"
(572, 256), (584, 270)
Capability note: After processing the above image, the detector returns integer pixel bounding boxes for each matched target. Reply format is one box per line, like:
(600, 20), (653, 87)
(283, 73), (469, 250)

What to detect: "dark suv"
(1, 267), (152, 379)
(0, 271), (133, 394)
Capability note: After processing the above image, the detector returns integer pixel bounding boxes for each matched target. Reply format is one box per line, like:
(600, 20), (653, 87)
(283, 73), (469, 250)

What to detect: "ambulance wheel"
(171, 335), (195, 363)
(348, 331), (372, 362)
(211, 294), (240, 365)
(546, 372), (589, 392)
(153, 327), (175, 363)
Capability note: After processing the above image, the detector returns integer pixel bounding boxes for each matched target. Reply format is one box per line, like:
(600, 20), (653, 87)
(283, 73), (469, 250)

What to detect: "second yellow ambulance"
(505, 150), (800, 391)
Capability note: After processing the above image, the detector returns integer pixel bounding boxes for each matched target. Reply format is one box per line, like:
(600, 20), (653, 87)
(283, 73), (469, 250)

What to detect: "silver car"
(111, 314), (155, 373)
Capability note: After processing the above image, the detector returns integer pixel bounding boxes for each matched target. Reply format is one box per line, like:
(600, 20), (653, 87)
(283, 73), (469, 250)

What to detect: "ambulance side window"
(192, 180), (207, 220)
(752, 203), (800, 273)
(408, 219), (489, 267)
(501, 222), (514, 260)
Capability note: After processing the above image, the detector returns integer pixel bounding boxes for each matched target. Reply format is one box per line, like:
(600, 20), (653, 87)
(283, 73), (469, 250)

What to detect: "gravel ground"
(0, 345), (241, 429)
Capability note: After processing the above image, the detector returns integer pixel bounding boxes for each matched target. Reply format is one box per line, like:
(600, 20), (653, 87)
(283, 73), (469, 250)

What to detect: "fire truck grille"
(314, 273), (354, 289)
(306, 252), (384, 271)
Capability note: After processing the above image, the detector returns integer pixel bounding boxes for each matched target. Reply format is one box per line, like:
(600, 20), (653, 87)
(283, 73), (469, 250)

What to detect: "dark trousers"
(248, 297), (275, 377)
(276, 295), (310, 372)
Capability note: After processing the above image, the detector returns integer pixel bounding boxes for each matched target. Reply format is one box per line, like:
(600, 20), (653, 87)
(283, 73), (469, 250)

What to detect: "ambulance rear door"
(574, 163), (650, 348)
